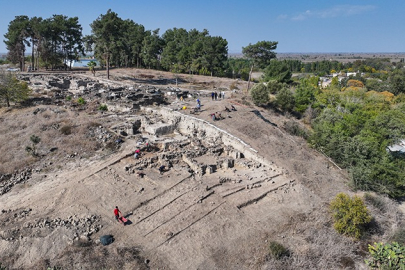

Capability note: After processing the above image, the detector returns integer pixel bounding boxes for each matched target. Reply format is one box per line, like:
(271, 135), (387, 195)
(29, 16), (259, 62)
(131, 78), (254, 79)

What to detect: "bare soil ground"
(0, 68), (403, 269)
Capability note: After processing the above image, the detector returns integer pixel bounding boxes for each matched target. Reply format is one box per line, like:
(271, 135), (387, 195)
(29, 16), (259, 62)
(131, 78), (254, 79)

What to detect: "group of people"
(224, 105), (237, 112)
(211, 91), (225, 100)
(133, 141), (152, 159)
(210, 112), (224, 121)
(210, 104), (237, 121)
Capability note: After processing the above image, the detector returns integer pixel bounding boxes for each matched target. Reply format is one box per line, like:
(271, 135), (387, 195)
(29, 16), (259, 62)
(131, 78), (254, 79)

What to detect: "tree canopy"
(242, 41), (278, 89)
(160, 28), (228, 76)
(90, 9), (123, 79)
(262, 60), (292, 83)
(4, 15), (84, 71)
(0, 71), (31, 107)
(4, 16), (30, 71)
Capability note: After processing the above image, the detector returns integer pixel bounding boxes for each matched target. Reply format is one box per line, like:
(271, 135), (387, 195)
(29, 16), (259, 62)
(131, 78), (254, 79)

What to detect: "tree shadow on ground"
(250, 110), (277, 126)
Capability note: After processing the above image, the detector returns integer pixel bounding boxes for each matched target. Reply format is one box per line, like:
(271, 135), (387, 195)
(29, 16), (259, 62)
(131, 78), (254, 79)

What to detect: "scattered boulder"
(100, 235), (114, 246)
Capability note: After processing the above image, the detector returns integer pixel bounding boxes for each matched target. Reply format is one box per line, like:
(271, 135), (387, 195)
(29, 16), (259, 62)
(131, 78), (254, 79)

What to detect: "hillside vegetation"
(250, 57), (405, 199)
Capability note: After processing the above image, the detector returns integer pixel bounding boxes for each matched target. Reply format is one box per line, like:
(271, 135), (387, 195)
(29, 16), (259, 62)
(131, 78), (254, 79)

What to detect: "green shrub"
(66, 95), (72, 101)
(330, 193), (372, 239)
(364, 193), (386, 212)
(268, 241), (289, 259)
(250, 83), (270, 105)
(276, 87), (295, 112)
(25, 134), (41, 156)
(30, 134), (40, 145)
(266, 80), (284, 94)
(98, 104), (108, 111)
(77, 97), (86, 105)
(283, 120), (308, 139)
(366, 242), (405, 269)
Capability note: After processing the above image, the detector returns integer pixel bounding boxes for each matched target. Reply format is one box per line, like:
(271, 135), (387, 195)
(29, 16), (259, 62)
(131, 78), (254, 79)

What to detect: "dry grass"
(363, 193), (403, 239)
(0, 105), (112, 174)
(264, 209), (361, 269)
(263, 194), (404, 270)
(44, 244), (149, 270)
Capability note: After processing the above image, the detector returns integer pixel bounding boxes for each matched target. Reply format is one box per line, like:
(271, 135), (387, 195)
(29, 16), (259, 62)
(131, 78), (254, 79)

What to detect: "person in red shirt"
(114, 206), (122, 221)
(134, 148), (141, 159)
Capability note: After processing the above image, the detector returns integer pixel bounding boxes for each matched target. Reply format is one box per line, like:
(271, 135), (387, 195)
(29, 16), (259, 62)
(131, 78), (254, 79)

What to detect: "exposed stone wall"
(17, 73), (166, 110)
(18, 74), (97, 91)
(141, 107), (284, 174)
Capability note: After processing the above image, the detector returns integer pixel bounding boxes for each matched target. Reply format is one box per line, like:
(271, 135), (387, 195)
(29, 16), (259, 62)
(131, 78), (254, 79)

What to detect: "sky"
(0, 0), (404, 54)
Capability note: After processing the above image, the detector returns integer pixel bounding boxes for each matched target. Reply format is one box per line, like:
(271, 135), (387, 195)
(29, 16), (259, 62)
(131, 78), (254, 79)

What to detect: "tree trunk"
(35, 50), (39, 71)
(106, 53), (110, 80)
(36, 37), (41, 71)
(31, 40), (35, 71)
(6, 95), (10, 107)
(65, 50), (68, 71)
(22, 50), (25, 72)
(247, 65), (254, 91)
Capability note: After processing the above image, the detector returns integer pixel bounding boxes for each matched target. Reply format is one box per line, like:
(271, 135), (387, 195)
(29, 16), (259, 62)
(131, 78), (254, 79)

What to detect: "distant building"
(319, 77), (332, 88)
(387, 139), (405, 156)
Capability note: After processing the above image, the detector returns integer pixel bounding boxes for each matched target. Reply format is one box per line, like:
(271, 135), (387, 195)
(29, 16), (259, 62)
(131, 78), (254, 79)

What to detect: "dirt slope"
(0, 69), (396, 270)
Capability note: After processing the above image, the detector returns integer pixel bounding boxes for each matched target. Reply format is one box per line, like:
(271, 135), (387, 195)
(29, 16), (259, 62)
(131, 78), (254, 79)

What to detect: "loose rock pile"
(0, 205), (102, 242)
(1, 208), (32, 218)
(24, 215), (101, 232)
(0, 169), (32, 195)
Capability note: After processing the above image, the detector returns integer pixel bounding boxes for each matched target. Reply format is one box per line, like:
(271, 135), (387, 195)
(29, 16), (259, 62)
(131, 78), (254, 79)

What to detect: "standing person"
(145, 142), (150, 152)
(214, 92), (218, 100)
(159, 165), (166, 175)
(211, 92), (215, 100)
(222, 91), (225, 99)
(114, 206), (122, 221)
